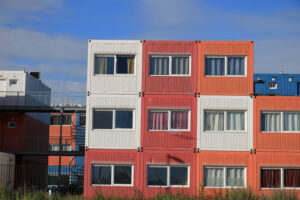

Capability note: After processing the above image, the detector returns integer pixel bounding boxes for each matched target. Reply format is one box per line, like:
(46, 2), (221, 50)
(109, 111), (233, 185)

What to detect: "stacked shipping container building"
(85, 40), (300, 199)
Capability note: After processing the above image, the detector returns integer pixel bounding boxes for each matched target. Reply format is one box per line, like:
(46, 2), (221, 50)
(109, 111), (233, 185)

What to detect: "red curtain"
(171, 111), (188, 129)
(148, 112), (168, 130)
(261, 169), (281, 188)
(284, 169), (300, 187)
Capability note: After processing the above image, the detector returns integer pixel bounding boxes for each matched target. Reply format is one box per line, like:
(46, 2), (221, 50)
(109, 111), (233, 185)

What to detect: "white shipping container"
(197, 95), (253, 151)
(0, 152), (15, 188)
(86, 94), (141, 149)
(87, 40), (143, 94)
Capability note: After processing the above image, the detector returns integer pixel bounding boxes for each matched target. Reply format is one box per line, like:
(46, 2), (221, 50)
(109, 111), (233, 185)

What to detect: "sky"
(0, 0), (299, 93)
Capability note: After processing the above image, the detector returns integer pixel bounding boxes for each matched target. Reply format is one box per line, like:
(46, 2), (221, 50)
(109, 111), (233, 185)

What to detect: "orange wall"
(254, 96), (300, 152)
(198, 41), (254, 95)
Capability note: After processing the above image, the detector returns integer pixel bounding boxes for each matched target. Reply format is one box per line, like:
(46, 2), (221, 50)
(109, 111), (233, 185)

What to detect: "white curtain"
(284, 113), (300, 131)
(261, 113), (281, 132)
(227, 112), (245, 131)
(49, 144), (59, 151)
(204, 168), (224, 187)
(205, 58), (225, 75)
(227, 168), (244, 187)
(227, 57), (245, 75)
(204, 112), (224, 131)
(150, 57), (169, 75)
(172, 56), (189, 74)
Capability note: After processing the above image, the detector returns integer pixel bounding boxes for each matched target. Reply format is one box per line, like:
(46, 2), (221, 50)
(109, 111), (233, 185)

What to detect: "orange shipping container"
(198, 41), (253, 95)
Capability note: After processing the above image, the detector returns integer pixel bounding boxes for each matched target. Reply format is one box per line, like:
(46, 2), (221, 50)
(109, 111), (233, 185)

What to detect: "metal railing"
(0, 164), (84, 194)
(0, 136), (85, 155)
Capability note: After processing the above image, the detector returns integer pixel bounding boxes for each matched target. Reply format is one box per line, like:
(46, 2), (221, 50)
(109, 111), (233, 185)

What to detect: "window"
(149, 55), (190, 76)
(9, 79), (18, 86)
(261, 168), (300, 188)
(148, 110), (190, 131)
(93, 110), (133, 130)
(49, 144), (72, 151)
(91, 164), (133, 186)
(79, 115), (86, 126)
(268, 82), (277, 90)
(147, 166), (189, 187)
(261, 112), (300, 132)
(8, 122), (16, 128)
(94, 55), (134, 75)
(205, 56), (246, 76)
(204, 111), (245, 132)
(204, 167), (245, 188)
(50, 115), (72, 125)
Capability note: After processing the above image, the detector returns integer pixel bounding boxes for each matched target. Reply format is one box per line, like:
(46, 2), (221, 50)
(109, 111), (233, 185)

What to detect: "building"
(84, 40), (300, 199)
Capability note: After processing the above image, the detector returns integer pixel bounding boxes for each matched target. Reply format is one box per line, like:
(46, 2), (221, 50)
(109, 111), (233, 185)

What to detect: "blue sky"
(0, 0), (299, 92)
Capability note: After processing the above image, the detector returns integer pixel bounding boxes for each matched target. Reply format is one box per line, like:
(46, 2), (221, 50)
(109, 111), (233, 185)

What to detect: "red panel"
(142, 40), (198, 95)
(141, 95), (197, 150)
(84, 149), (141, 199)
(254, 96), (300, 151)
(198, 41), (254, 95)
(141, 150), (196, 199)
(255, 152), (300, 198)
(197, 151), (254, 196)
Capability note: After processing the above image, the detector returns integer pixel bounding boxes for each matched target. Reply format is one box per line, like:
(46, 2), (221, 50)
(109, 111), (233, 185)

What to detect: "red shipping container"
(197, 151), (255, 196)
(141, 94), (197, 150)
(84, 149), (141, 199)
(254, 152), (300, 198)
(198, 41), (254, 95)
(141, 150), (196, 199)
(254, 96), (300, 152)
(142, 40), (198, 95)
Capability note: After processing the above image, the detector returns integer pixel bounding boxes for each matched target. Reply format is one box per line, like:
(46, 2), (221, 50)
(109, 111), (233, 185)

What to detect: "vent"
(269, 82), (277, 90)
(8, 122), (16, 128)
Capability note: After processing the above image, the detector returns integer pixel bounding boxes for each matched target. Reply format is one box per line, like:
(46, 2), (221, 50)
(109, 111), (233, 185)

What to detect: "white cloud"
(0, 26), (86, 61)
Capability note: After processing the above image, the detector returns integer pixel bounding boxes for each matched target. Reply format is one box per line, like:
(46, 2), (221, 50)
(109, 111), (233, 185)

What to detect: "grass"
(0, 188), (298, 200)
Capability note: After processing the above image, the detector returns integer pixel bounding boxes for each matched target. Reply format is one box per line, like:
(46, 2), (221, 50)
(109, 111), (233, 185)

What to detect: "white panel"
(87, 40), (142, 94)
(197, 95), (253, 151)
(86, 94), (141, 149)
(0, 152), (15, 188)
(0, 152), (15, 165)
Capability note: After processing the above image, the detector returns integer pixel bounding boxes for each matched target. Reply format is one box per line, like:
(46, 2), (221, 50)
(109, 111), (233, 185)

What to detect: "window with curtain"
(92, 165), (132, 185)
(284, 169), (300, 187)
(204, 168), (224, 187)
(261, 112), (281, 132)
(226, 168), (245, 187)
(94, 56), (114, 74)
(205, 57), (225, 76)
(261, 169), (281, 188)
(116, 56), (134, 74)
(148, 110), (190, 131)
(149, 56), (169, 75)
(227, 112), (245, 131)
(204, 111), (224, 131)
(284, 113), (300, 131)
(172, 56), (189, 75)
(227, 57), (245, 75)
(171, 111), (188, 130)
(205, 56), (246, 76)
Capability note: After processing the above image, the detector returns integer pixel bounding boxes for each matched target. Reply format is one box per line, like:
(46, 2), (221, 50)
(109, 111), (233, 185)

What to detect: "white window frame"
(148, 109), (190, 132)
(147, 165), (190, 188)
(203, 110), (247, 133)
(260, 167), (300, 189)
(203, 166), (246, 188)
(94, 54), (136, 76)
(50, 115), (73, 126)
(149, 54), (191, 77)
(268, 82), (278, 90)
(261, 111), (300, 133)
(91, 164), (134, 186)
(205, 55), (247, 77)
(8, 122), (16, 128)
(93, 109), (135, 131)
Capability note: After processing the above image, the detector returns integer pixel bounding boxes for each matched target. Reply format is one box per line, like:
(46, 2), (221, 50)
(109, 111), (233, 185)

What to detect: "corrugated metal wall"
(197, 96), (253, 151)
(87, 40), (143, 94)
(254, 96), (300, 152)
(198, 41), (254, 95)
(86, 94), (141, 149)
(142, 95), (197, 150)
(142, 41), (198, 95)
